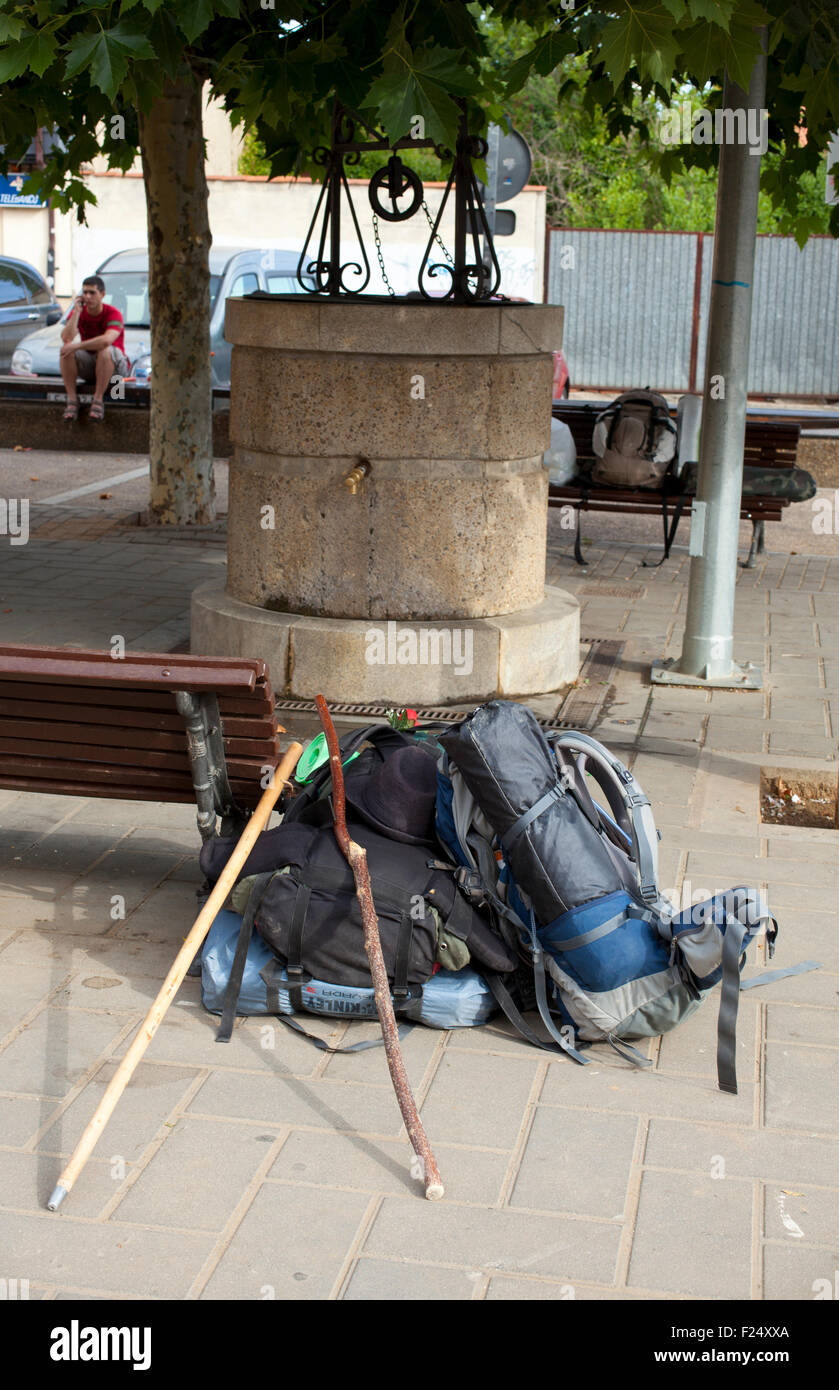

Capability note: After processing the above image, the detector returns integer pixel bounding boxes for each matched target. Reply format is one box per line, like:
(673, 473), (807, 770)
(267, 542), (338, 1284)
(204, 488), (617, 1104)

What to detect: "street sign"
(0, 173), (44, 207)
(493, 126), (532, 204)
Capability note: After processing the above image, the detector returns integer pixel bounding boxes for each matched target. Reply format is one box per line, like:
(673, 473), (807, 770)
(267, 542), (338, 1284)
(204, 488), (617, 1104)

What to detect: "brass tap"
(344, 457), (371, 494)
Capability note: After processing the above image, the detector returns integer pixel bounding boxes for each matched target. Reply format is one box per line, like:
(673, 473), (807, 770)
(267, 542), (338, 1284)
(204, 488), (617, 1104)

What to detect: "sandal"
(89, 400), (105, 422)
(63, 400), (79, 421)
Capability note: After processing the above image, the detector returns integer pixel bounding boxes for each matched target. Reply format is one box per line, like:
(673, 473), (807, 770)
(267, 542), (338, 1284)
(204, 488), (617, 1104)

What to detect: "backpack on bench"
(591, 389), (678, 489)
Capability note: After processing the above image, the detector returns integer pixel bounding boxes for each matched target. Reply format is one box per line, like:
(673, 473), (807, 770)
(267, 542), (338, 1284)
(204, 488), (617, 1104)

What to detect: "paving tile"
(772, 906), (839, 973)
(342, 1257), (478, 1300)
(419, 1050), (540, 1148)
(766, 1003), (839, 1047)
(627, 1170), (752, 1297)
(510, 1108), (637, 1219)
(704, 717), (765, 752)
(2, 832), (121, 882)
(200, 1183), (371, 1300)
(539, 1050), (756, 1124)
(0, 1148), (131, 1220)
(680, 830), (762, 857)
(110, 1116), (271, 1230)
(111, 879), (210, 943)
(320, 1018), (442, 1085)
(267, 1129), (509, 1205)
(486, 1276), (661, 1299)
(0, 929), (189, 980)
(364, 1195), (621, 1283)
(0, 1007), (127, 1099)
(766, 882), (838, 914)
(629, 754), (699, 804)
(0, 1210), (214, 1299)
(113, 1001), (332, 1074)
(188, 1067), (405, 1135)
(0, 1094), (56, 1148)
(685, 849), (824, 888)
(764, 1042), (839, 1134)
(645, 1117), (839, 1186)
(751, 969), (839, 1009)
(443, 1016), (545, 1058)
(63, 799), (197, 832)
(36, 1058), (200, 1163)
(762, 1242), (839, 1300)
(767, 731), (837, 757)
(0, 961), (71, 1037)
(656, 995), (758, 1082)
(47, 971), (156, 1017)
(763, 1183), (839, 1247)
(766, 832), (839, 861)
(0, 891), (106, 936)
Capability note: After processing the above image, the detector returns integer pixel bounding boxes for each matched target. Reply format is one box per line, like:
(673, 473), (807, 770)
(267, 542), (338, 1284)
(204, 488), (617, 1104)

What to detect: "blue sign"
(0, 174), (45, 207)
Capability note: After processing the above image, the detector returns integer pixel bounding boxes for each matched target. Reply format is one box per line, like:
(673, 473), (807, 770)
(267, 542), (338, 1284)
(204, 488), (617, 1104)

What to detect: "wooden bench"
(548, 399), (812, 566)
(0, 645), (282, 844)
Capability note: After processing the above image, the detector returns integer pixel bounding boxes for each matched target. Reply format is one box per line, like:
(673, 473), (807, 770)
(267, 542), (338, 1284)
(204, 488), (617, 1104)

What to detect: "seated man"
(59, 275), (130, 421)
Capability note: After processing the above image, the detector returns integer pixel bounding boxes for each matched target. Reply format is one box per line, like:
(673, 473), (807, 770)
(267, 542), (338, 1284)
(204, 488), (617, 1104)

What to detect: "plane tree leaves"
(1, 0), (836, 244)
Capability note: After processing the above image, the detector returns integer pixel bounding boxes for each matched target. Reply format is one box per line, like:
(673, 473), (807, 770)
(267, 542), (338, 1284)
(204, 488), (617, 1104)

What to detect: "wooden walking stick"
(47, 742), (303, 1212)
(315, 695), (444, 1200)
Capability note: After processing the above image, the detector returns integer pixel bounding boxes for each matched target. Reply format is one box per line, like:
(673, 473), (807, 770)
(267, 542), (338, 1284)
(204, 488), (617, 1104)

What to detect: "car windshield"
(76, 271), (224, 326)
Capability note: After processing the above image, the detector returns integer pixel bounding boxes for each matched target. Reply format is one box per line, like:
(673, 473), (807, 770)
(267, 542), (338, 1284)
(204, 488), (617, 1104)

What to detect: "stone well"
(192, 298), (580, 703)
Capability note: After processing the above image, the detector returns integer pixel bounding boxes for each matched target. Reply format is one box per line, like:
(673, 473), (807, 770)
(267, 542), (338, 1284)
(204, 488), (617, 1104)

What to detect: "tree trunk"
(139, 76), (215, 524)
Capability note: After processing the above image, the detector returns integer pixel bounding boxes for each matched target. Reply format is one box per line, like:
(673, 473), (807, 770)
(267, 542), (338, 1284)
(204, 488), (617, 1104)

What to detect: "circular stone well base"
(191, 577), (580, 704)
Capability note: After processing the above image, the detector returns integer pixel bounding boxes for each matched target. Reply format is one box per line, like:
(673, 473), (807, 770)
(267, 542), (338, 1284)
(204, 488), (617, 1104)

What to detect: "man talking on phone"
(59, 275), (130, 421)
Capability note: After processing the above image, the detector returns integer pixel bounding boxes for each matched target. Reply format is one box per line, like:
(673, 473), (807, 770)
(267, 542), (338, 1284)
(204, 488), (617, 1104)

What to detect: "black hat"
(345, 745), (438, 845)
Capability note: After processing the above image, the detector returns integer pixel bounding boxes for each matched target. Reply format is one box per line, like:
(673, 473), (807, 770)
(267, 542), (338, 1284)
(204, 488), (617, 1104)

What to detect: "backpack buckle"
(454, 866), (488, 907)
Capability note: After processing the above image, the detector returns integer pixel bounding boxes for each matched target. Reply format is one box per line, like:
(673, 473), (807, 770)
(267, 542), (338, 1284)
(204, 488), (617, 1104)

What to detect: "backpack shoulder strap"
(551, 731), (661, 908)
(215, 870), (276, 1043)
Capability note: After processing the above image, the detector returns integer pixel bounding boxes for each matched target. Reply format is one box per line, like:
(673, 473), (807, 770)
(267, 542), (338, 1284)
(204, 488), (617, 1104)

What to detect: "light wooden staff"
(47, 742), (302, 1212)
(316, 695), (444, 1200)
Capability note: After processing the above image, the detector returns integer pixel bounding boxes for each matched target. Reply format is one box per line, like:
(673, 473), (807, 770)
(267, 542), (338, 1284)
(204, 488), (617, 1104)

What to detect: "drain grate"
(272, 640), (624, 732)
(579, 583), (645, 600)
(551, 638), (624, 730)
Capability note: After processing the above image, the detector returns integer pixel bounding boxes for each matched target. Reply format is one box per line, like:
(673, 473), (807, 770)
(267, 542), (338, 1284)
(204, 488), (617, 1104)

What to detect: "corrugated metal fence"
(545, 228), (839, 397)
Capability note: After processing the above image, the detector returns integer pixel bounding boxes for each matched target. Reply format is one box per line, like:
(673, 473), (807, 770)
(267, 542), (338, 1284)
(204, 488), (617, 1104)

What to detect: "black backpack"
(199, 724), (516, 1045)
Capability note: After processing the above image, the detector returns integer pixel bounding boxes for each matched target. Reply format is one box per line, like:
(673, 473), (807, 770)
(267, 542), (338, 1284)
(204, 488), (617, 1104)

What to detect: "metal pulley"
(368, 154), (423, 222)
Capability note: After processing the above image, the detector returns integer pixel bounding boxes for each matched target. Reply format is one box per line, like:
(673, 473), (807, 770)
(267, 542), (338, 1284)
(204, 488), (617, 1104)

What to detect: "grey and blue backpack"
(436, 701), (779, 1094)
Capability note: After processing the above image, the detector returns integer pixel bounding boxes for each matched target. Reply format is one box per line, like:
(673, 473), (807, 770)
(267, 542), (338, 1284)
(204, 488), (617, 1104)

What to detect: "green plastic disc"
(295, 736), (362, 785)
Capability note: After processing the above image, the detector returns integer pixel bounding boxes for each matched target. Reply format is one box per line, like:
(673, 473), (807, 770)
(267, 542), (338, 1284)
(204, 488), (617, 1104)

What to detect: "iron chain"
(371, 213), (396, 298)
(421, 199), (454, 266)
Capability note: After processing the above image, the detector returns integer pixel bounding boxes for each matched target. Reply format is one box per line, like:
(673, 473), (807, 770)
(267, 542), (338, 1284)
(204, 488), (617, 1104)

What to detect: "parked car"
(0, 255), (62, 371)
(10, 246), (314, 388)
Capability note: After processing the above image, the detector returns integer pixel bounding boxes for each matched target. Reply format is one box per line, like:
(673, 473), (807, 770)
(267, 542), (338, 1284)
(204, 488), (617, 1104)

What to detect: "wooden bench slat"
(0, 754), (274, 792)
(0, 682), (274, 721)
(0, 696), (277, 740)
(0, 717), (279, 759)
(0, 734), (278, 772)
(0, 643), (267, 677)
(0, 654), (262, 693)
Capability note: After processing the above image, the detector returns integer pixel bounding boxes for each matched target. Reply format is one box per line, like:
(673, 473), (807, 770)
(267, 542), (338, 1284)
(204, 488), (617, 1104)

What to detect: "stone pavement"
(0, 496), (838, 1302)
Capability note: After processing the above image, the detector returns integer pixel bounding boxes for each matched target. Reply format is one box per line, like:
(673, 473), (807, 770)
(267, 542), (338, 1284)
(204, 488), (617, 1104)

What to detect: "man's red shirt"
(78, 302), (125, 354)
